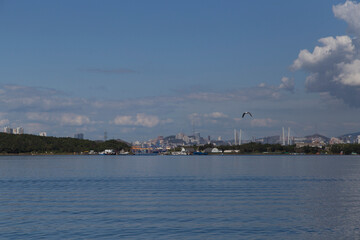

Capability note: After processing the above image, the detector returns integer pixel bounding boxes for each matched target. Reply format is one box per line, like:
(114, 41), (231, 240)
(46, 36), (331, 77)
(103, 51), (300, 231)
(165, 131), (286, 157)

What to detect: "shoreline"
(0, 152), (349, 156)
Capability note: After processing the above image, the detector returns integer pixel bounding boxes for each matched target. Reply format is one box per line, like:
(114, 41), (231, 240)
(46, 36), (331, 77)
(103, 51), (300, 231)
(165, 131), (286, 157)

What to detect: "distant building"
(13, 127), (24, 135)
(194, 132), (200, 141)
(74, 133), (84, 139)
(4, 126), (24, 134)
(329, 137), (344, 145)
(176, 132), (185, 140)
(4, 126), (12, 134)
(39, 132), (47, 137)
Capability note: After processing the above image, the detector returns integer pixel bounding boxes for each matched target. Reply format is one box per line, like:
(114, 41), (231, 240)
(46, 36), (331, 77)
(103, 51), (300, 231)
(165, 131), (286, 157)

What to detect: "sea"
(1, 155), (360, 239)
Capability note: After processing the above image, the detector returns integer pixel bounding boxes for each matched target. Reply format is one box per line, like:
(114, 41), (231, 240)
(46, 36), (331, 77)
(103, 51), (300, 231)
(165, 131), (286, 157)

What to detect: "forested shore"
(0, 133), (130, 154)
(1, 132), (360, 155)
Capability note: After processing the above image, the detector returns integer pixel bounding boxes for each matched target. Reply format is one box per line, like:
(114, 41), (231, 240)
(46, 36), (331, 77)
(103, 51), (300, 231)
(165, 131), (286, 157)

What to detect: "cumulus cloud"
(112, 113), (169, 128)
(333, 0), (360, 35)
(292, 1), (360, 107)
(292, 36), (355, 72)
(336, 59), (360, 86)
(134, 113), (160, 127)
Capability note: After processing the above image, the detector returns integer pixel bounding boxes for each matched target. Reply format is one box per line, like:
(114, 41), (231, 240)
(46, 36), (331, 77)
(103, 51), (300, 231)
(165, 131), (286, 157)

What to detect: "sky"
(1, 0), (360, 142)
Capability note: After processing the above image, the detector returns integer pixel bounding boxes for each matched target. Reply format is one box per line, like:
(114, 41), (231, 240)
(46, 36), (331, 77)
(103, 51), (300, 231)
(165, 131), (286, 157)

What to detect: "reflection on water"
(1, 155), (360, 239)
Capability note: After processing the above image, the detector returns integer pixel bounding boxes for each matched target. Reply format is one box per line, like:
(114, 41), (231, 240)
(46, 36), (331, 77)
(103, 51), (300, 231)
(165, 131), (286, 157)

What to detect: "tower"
(282, 127), (285, 145)
(239, 129), (242, 145)
(287, 127), (291, 145)
(234, 129), (237, 145)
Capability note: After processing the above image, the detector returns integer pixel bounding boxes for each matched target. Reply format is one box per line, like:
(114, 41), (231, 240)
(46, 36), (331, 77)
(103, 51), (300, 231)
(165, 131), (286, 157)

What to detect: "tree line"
(198, 142), (360, 155)
(198, 142), (297, 154)
(0, 133), (130, 154)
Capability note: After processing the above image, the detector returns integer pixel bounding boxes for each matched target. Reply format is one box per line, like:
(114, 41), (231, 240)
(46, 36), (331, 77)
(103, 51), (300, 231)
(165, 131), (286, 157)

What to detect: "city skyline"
(1, 0), (360, 142)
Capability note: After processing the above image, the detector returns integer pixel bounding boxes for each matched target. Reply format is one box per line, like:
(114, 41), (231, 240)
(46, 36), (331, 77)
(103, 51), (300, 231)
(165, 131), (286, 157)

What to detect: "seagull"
(242, 112), (253, 118)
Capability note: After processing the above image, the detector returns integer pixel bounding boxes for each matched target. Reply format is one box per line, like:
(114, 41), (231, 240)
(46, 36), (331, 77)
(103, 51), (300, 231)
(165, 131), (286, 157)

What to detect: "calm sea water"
(1, 155), (360, 239)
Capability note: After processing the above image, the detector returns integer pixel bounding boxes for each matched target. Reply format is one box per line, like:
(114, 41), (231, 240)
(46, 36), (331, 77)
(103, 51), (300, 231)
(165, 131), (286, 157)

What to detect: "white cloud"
(292, 1), (360, 107)
(112, 113), (166, 128)
(292, 36), (354, 72)
(205, 112), (228, 119)
(279, 77), (295, 92)
(333, 0), (360, 36)
(336, 59), (360, 86)
(60, 114), (91, 126)
(134, 113), (160, 128)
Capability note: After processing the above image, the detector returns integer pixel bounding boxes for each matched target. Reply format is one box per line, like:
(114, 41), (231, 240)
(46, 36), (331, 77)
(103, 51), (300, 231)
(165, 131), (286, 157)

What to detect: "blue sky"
(1, 0), (360, 141)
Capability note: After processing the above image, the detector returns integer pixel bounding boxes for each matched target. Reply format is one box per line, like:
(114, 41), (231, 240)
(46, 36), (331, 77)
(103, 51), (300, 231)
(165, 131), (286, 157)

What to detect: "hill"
(337, 132), (360, 143)
(304, 133), (330, 142)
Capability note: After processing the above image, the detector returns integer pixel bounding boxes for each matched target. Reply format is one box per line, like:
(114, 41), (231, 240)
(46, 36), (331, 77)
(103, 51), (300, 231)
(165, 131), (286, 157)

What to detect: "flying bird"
(242, 112), (253, 118)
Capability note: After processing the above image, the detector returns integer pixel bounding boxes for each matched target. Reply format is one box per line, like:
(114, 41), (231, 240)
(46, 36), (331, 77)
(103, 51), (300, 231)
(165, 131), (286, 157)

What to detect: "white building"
(176, 132), (185, 140)
(330, 137), (344, 145)
(211, 148), (222, 153)
(4, 126), (12, 134)
(4, 126), (24, 134)
(13, 127), (24, 134)
(39, 132), (47, 137)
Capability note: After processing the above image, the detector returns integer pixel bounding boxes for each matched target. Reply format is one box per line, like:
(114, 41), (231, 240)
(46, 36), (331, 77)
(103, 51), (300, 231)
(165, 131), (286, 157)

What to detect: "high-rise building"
(194, 132), (200, 141)
(4, 126), (24, 134)
(74, 133), (84, 139)
(4, 126), (12, 134)
(13, 127), (24, 134)
(176, 132), (185, 140)
(39, 132), (47, 137)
